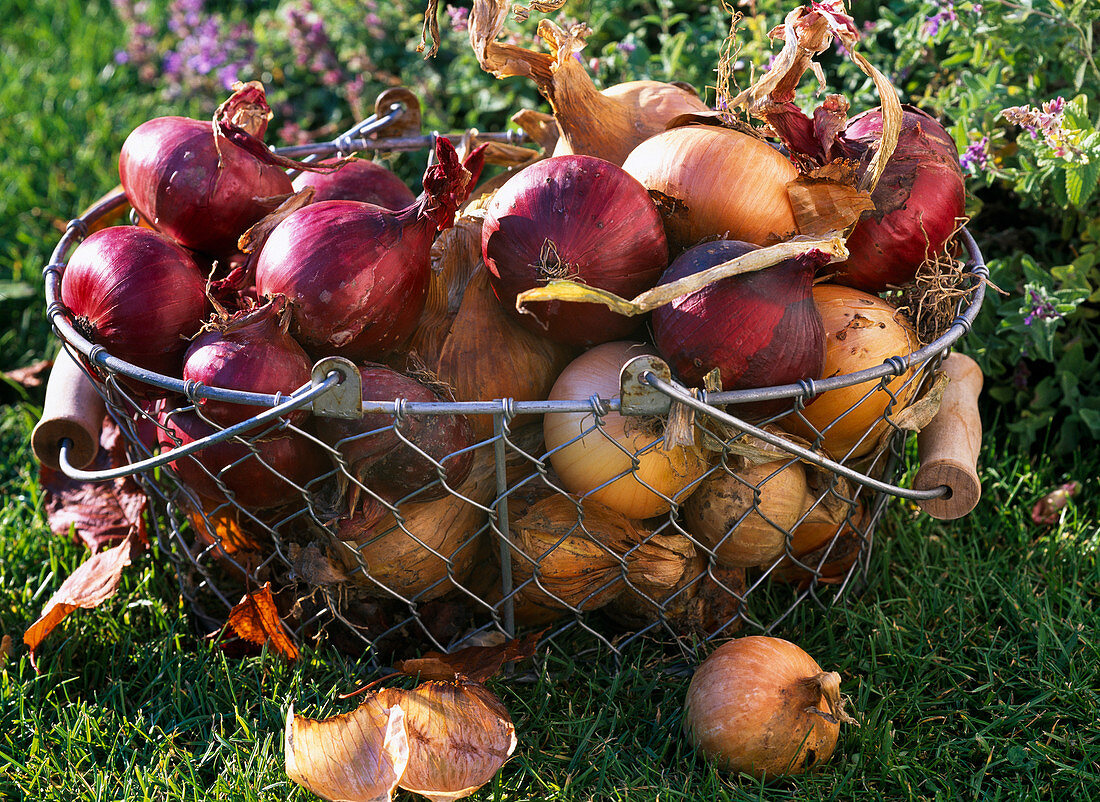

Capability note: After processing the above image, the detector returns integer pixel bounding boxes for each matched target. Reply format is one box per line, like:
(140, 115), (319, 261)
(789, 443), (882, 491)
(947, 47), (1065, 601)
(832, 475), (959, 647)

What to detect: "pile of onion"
(291, 157), (416, 208)
(543, 342), (711, 519)
(784, 285), (919, 460)
(482, 154), (669, 346)
(684, 636), (856, 778)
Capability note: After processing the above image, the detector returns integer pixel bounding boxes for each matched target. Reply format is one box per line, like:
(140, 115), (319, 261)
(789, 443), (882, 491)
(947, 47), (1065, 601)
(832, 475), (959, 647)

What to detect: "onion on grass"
(684, 636), (857, 778)
(784, 285), (919, 460)
(543, 342), (711, 519)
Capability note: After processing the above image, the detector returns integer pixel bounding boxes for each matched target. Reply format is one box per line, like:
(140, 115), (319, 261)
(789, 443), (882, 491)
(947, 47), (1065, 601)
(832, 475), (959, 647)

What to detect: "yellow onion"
(772, 502), (868, 587)
(621, 125), (799, 253)
(683, 430), (810, 568)
(683, 636), (856, 778)
(334, 446), (498, 601)
(507, 494), (649, 612)
(607, 549), (747, 637)
(544, 342), (711, 519)
(470, 0), (708, 166)
(435, 269), (575, 439)
(784, 285), (919, 459)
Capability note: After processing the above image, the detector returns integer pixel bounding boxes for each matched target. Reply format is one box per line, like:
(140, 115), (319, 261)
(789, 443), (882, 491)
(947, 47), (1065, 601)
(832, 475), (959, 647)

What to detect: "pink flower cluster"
(1002, 97), (1081, 160)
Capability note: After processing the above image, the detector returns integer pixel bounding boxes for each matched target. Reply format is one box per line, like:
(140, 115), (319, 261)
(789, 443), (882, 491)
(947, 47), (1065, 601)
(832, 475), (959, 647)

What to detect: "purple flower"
(163, 50), (183, 76)
(617, 41), (637, 53)
(1023, 290), (1061, 326)
(959, 135), (990, 173)
(922, 0), (957, 36)
(114, 50), (130, 64)
(446, 5), (469, 33)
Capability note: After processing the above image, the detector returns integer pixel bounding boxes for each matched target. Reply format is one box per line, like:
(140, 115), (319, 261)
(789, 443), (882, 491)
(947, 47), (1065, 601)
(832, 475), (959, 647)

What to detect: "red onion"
(61, 226), (207, 377)
(158, 409), (329, 510)
(119, 83), (299, 257)
(313, 363), (474, 503)
(835, 105), (965, 291)
(652, 240), (826, 416)
(481, 155), (669, 346)
(291, 157), (415, 209)
(182, 296), (313, 428)
(254, 138), (485, 360)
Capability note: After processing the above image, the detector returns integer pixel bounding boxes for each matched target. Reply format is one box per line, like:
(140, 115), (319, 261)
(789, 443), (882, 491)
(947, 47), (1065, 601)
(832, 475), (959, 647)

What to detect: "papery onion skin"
(313, 363), (474, 503)
(158, 409), (329, 510)
(292, 157), (416, 209)
(833, 106), (965, 292)
(544, 341), (710, 519)
(182, 296), (313, 428)
(119, 86), (293, 256)
(482, 155), (668, 347)
(651, 239), (826, 416)
(621, 126), (799, 253)
(61, 226), (207, 378)
(783, 285), (919, 460)
(684, 636), (847, 778)
(255, 139), (484, 360)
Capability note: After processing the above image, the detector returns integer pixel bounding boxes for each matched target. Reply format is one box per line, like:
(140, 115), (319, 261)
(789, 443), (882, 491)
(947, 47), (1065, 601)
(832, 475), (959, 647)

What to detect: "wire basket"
(40, 96), (988, 662)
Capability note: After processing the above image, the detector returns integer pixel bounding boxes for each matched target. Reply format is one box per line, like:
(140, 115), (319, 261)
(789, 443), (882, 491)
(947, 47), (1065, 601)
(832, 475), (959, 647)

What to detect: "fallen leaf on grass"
(3, 358), (52, 389)
(23, 533), (135, 670)
(1032, 481), (1081, 525)
(395, 629), (543, 682)
(219, 583), (299, 661)
(287, 680), (516, 802)
(40, 418), (148, 553)
(0, 634), (12, 666)
(286, 695), (409, 802)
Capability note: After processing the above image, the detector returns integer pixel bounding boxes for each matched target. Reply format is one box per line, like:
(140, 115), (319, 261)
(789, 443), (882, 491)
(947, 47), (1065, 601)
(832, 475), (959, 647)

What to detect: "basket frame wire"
(40, 99), (987, 662)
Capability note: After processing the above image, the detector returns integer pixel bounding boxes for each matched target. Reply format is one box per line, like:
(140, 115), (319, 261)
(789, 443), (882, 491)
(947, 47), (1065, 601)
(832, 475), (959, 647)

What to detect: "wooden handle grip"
(914, 352), (984, 520)
(31, 350), (106, 471)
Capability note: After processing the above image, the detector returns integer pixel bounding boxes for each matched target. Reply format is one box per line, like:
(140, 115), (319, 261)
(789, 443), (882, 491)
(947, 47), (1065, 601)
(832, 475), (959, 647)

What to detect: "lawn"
(2, 0), (1098, 800)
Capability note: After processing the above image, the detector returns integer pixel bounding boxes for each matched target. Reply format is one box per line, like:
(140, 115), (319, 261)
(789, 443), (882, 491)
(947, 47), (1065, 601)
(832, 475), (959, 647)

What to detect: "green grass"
(2, 0), (1099, 799)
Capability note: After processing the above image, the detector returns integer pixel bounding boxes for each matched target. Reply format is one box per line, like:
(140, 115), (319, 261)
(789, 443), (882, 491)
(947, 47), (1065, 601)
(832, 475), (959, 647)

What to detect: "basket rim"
(42, 189), (986, 418)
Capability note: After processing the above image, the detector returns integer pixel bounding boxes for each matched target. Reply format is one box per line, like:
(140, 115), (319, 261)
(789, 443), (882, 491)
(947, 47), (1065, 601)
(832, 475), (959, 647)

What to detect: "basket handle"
(31, 348), (105, 470)
(914, 352), (983, 520)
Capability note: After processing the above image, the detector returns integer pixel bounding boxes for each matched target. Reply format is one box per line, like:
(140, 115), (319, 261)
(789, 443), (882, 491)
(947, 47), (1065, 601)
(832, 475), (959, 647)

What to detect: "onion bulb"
(622, 125), (799, 253)
(544, 342), (711, 519)
(784, 285), (919, 459)
(470, 0), (708, 165)
(683, 429), (810, 568)
(482, 154), (669, 346)
(683, 636), (856, 778)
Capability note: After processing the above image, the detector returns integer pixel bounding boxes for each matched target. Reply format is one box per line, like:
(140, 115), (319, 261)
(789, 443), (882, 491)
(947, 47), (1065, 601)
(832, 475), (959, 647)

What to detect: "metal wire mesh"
(40, 102), (987, 662)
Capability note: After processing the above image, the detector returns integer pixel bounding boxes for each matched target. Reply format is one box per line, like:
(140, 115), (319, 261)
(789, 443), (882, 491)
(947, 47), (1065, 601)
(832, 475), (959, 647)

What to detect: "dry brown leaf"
(379, 681), (517, 802)
(187, 504), (265, 555)
(0, 634), (12, 667)
(787, 174), (875, 236)
(40, 418), (148, 553)
(221, 582), (299, 661)
(285, 695), (409, 802)
(395, 630), (543, 683)
(24, 532), (135, 670)
(4, 358), (51, 389)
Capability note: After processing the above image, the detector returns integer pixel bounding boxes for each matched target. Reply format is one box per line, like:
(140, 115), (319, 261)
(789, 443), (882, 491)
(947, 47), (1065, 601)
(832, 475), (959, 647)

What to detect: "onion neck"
(803, 671), (859, 726)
